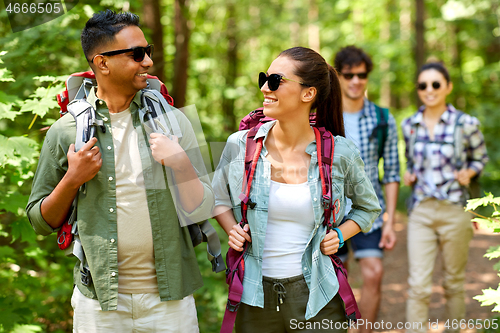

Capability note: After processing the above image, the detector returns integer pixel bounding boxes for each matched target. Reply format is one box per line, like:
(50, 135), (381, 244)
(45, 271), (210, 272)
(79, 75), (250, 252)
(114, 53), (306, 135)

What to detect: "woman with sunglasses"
(212, 47), (381, 332)
(402, 62), (488, 333)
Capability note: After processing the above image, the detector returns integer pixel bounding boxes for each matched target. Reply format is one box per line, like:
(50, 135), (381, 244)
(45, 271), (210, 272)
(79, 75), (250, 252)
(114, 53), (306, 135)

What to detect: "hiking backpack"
(221, 116), (361, 333)
(55, 71), (225, 287)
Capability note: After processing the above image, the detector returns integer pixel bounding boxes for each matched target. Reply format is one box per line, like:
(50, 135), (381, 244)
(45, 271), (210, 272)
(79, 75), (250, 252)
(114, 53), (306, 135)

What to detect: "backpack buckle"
(321, 195), (331, 209)
(226, 299), (241, 313)
(81, 266), (92, 286)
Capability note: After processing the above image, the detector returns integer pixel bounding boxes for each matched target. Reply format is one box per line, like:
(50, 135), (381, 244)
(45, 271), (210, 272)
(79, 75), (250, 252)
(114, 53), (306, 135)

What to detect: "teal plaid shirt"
(212, 121), (381, 319)
(352, 99), (400, 232)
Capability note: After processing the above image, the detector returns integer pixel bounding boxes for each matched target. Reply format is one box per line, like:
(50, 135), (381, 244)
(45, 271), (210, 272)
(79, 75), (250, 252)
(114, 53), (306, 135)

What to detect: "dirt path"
(346, 212), (499, 333)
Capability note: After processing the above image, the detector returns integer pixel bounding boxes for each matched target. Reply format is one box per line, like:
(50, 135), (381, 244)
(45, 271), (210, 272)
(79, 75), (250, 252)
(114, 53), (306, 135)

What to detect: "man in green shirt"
(26, 10), (214, 332)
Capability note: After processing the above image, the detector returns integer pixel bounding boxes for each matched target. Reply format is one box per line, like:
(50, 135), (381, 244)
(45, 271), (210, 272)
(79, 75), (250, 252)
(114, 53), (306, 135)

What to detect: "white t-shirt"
(262, 180), (316, 278)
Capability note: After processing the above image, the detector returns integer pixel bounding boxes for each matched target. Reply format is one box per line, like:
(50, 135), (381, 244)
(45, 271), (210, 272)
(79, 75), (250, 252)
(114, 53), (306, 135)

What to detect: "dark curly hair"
(81, 9), (140, 63)
(334, 45), (373, 74)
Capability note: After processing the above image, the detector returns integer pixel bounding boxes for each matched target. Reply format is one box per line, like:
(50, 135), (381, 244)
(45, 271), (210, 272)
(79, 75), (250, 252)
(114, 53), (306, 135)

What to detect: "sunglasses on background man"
(340, 72), (368, 80)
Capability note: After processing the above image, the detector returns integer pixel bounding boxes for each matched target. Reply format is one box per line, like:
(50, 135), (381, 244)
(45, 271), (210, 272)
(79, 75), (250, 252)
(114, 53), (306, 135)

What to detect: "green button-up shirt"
(26, 89), (214, 311)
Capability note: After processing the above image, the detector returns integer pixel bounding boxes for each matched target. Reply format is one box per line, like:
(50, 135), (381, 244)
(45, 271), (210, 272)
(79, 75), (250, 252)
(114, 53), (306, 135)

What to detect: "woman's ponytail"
(279, 47), (344, 137)
(315, 65), (344, 137)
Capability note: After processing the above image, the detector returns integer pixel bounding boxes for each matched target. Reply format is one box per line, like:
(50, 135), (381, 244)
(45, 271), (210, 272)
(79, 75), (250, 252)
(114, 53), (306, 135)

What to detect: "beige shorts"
(71, 286), (199, 333)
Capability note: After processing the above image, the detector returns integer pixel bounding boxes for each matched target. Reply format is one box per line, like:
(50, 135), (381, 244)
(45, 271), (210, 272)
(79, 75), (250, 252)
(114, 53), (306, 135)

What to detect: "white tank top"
(262, 180), (316, 278)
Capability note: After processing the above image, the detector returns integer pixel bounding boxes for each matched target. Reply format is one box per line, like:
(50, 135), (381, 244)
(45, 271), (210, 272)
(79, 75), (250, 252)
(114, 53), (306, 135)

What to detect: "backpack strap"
(221, 128), (262, 333)
(407, 119), (419, 173)
(238, 126), (263, 225)
(140, 89), (183, 138)
(371, 105), (389, 160)
(313, 127), (361, 321)
(314, 127), (335, 227)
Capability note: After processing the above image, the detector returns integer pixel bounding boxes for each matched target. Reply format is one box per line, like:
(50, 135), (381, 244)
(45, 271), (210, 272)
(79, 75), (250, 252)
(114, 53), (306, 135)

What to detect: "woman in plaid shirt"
(212, 47), (381, 332)
(402, 62), (488, 333)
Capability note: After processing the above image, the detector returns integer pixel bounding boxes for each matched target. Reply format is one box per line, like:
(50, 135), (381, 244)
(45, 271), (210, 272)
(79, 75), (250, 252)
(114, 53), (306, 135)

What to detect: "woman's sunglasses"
(92, 44), (154, 63)
(258, 72), (309, 91)
(417, 81), (441, 91)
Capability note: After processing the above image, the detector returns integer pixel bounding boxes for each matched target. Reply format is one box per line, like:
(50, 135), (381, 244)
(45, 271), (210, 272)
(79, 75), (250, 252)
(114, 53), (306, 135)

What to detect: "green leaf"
(0, 68), (15, 82)
(472, 217), (498, 230)
(33, 75), (65, 83)
(474, 287), (500, 308)
(0, 192), (29, 214)
(0, 135), (38, 166)
(0, 102), (20, 121)
(0, 246), (15, 259)
(10, 220), (37, 244)
(11, 325), (43, 333)
(466, 193), (495, 211)
(486, 246), (500, 259)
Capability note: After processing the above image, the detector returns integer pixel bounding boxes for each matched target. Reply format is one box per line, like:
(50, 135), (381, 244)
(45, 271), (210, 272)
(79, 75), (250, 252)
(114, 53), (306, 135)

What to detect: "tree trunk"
(171, 0), (190, 108)
(222, 1), (238, 132)
(414, 0), (425, 106)
(380, 0), (392, 108)
(143, 0), (165, 82)
(308, 0), (320, 52)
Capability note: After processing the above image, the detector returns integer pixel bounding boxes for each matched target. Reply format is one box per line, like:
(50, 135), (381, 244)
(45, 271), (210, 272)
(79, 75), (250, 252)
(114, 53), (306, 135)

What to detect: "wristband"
(333, 227), (344, 248)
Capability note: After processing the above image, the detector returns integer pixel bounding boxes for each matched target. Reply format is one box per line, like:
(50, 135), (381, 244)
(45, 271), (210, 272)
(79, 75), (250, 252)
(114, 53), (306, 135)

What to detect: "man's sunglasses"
(258, 72), (310, 91)
(91, 44), (154, 63)
(340, 72), (368, 80)
(417, 81), (441, 91)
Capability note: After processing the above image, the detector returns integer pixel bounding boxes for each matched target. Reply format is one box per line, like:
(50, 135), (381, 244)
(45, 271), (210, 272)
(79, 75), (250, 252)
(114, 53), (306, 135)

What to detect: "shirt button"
(303, 267), (308, 271)
(111, 272), (116, 277)
(109, 208), (114, 213)
(107, 146), (112, 150)
(108, 176), (113, 181)
(103, 116), (108, 121)
(309, 175), (313, 179)
(313, 198), (317, 201)
(110, 238), (115, 243)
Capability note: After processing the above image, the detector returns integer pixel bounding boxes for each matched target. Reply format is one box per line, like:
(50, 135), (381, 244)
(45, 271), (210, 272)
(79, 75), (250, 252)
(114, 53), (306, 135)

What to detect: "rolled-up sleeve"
(344, 144), (382, 233)
(26, 123), (68, 236)
(382, 113), (401, 184)
(172, 110), (215, 224)
(212, 132), (242, 209)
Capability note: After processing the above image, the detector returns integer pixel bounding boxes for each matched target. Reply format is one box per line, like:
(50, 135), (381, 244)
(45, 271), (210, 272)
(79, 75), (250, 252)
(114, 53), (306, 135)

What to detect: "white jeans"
(71, 287), (199, 333)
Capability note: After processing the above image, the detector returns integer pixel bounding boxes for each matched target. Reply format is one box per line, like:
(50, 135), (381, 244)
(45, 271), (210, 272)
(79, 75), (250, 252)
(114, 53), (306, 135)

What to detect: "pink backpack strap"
(313, 127), (361, 322)
(221, 128), (263, 333)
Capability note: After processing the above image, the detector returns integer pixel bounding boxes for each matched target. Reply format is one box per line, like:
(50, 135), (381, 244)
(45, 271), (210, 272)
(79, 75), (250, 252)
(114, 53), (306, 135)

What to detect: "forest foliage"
(0, 0), (499, 331)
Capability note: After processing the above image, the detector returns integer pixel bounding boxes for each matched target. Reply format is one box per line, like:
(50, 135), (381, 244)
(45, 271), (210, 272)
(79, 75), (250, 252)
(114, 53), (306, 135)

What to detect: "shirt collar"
(412, 103), (455, 125)
(247, 120), (318, 157)
(87, 87), (142, 115)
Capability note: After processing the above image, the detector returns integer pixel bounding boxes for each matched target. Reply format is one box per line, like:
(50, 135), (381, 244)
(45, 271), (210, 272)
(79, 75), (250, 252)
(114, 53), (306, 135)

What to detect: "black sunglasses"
(92, 44), (154, 63)
(340, 72), (368, 80)
(417, 81), (441, 90)
(258, 72), (309, 91)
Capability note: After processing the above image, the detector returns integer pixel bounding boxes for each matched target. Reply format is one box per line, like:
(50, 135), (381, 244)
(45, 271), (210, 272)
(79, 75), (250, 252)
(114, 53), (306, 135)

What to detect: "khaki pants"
(71, 286), (199, 333)
(406, 199), (473, 333)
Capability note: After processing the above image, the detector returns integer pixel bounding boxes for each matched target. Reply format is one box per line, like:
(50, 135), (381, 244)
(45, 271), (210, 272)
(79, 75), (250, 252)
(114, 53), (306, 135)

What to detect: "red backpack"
(221, 114), (361, 333)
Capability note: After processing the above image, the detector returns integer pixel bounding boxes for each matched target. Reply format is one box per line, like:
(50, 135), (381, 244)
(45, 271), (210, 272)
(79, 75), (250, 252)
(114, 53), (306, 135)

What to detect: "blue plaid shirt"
(212, 121), (381, 320)
(402, 104), (488, 208)
(348, 99), (400, 232)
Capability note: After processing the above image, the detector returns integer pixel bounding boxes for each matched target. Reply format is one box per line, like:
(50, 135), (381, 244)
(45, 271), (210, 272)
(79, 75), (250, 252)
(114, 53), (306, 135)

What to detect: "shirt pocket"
(331, 170), (345, 225)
